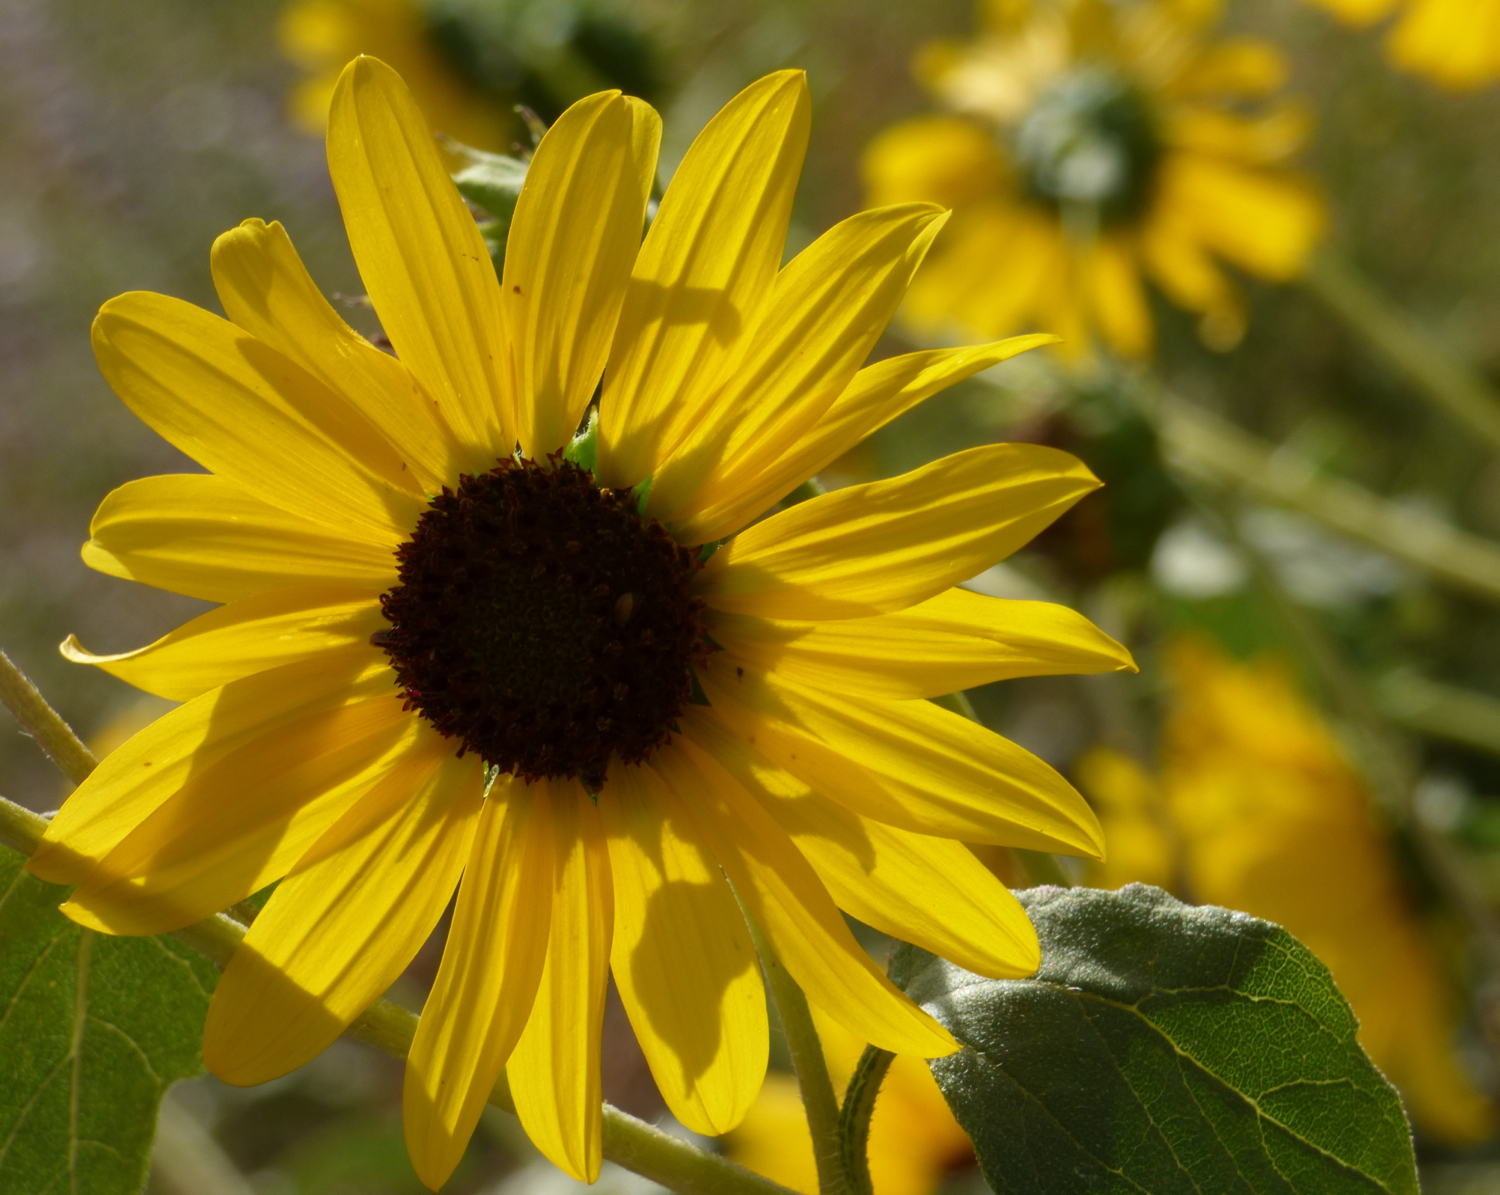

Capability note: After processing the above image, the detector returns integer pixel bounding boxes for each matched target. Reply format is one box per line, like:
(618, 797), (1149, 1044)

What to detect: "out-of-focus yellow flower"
(1304, 0), (1500, 90)
(727, 1012), (973, 1195)
(280, 0), (512, 150)
(864, 0), (1325, 359)
(1079, 637), (1495, 1145)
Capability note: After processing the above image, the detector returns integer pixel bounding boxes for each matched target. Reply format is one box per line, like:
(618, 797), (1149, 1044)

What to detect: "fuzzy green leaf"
(891, 884), (1418, 1195)
(0, 846), (217, 1195)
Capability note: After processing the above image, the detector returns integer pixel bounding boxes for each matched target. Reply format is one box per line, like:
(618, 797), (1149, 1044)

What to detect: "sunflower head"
(869, 0), (1326, 359)
(37, 56), (1130, 1193)
(378, 456), (707, 790)
(1015, 63), (1163, 222)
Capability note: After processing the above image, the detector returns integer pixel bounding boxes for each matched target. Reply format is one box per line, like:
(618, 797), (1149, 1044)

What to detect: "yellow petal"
(1388, 0), (1500, 90)
(1085, 237), (1153, 360)
(600, 763), (767, 1136)
(204, 739), (481, 1086)
(508, 782), (613, 1182)
(688, 710), (1039, 979)
(653, 734), (956, 1058)
(211, 217), (461, 494)
(30, 645), (394, 886)
(81, 474), (399, 604)
(698, 443), (1099, 620)
(62, 583), (388, 702)
(93, 292), (426, 542)
(684, 334), (1057, 546)
(899, 202), (1059, 344)
(502, 92), (656, 459)
(647, 204), (949, 530)
(699, 663), (1104, 857)
(861, 115), (1006, 210)
(1171, 37), (1288, 98)
(328, 56), (510, 465)
(62, 695), (420, 935)
(597, 71), (811, 490)
(709, 587), (1134, 700)
(1153, 154), (1324, 283)
(405, 777), (556, 1192)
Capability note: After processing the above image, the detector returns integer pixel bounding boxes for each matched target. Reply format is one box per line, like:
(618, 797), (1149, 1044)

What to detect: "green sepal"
(893, 884), (1419, 1195)
(633, 474), (653, 516)
(564, 407), (600, 474)
(449, 143), (530, 275)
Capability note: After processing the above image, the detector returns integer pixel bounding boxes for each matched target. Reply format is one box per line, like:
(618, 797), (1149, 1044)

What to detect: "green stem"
(1158, 394), (1500, 605)
(748, 916), (846, 1195)
(1376, 669), (1500, 760)
(836, 1046), (894, 1195)
(1302, 250), (1500, 457)
(0, 649), (97, 785)
(933, 692), (1073, 888)
(0, 667), (795, 1195)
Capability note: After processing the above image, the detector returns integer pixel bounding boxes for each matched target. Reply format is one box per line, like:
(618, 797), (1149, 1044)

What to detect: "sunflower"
(1079, 637), (1495, 1146)
(281, 0), (512, 150)
(864, 0), (1325, 359)
(28, 59), (1132, 1190)
(1304, 0), (1500, 89)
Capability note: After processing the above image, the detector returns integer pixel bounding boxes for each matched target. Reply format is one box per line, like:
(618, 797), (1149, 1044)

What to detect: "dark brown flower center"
(377, 457), (706, 791)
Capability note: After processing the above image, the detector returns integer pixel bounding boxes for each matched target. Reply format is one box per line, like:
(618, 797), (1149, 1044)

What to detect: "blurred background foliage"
(6, 0), (1500, 1191)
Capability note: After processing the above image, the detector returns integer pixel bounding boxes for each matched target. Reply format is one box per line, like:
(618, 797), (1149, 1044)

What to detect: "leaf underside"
(892, 883), (1419, 1195)
(0, 846), (218, 1195)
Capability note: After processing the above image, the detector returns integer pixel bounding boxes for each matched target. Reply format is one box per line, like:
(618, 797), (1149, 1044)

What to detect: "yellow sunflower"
(864, 0), (1325, 359)
(1079, 637), (1495, 1146)
(27, 59), (1132, 1190)
(1304, 0), (1500, 90)
(281, 0), (512, 151)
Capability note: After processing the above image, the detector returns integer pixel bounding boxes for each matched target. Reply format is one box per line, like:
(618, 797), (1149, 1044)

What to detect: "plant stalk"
(748, 915), (847, 1195)
(836, 1046), (894, 1195)
(1302, 250), (1500, 457)
(1158, 394), (1500, 605)
(0, 660), (795, 1195)
(0, 650), (97, 785)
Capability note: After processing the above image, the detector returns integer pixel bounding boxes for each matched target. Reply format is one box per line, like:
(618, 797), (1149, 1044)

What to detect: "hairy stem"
(837, 1046), (894, 1195)
(0, 650), (97, 785)
(0, 660), (795, 1195)
(1303, 250), (1500, 456)
(748, 915), (846, 1195)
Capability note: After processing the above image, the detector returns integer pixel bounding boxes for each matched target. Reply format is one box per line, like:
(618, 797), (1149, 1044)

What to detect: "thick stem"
(748, 916), (846, 1195)
(1158, 394), (1500, 606)
(0, 663), (797, 1195)
(0, 650), (97, 785)
(836, 1046), (894, 1195)
(1302, 251), (1500, 457)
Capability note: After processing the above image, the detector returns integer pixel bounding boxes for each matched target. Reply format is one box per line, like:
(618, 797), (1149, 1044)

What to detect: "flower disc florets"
(1015, 65), (1162, 223)
(378, 457), (706, 789)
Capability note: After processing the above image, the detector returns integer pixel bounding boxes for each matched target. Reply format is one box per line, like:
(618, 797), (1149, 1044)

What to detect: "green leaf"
(891, 884), (1419, 1195)
(0, 845), (218, 1195)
